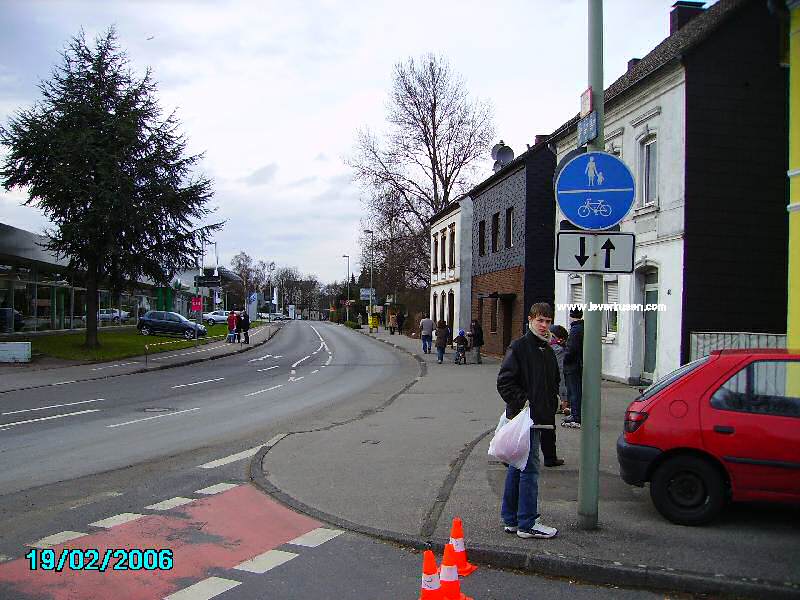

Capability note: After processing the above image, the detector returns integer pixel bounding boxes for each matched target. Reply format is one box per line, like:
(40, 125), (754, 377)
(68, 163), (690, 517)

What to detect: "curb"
(251, 327), (800, 600)
(0, 323), (285, 395)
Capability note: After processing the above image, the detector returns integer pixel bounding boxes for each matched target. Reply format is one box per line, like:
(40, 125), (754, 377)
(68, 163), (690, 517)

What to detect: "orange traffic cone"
(419, 550), (444, 599)
(449, 517), (478, 577)
(440, 544), (473, 600)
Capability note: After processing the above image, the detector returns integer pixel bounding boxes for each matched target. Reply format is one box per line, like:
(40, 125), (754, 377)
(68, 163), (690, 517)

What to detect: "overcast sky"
(0, 0), (699, 283)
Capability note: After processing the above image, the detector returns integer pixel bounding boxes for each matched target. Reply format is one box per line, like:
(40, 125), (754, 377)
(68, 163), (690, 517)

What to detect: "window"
(432, 294), (437, 321)
(570, 280), (584, 304)
(432, 234), (438, 273)
(478, 221), (486, 256)
(641, 136), (658, 206)
(439, 291), (446, 322)
(490, 298), (498, 332)
(505, 207), (513, 248)
(440, 229), (447, 272)
(448, 224), (455, 269)
(491, 213), (499, 253)
(603, 279), (618, 338)
(711, 361), (800, 418)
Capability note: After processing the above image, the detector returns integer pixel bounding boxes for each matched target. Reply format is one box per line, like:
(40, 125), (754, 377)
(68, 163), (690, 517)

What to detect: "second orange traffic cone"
(440, 544), (473, 600)
(449, 517), (478, 577)
(419, 550), (444, 599)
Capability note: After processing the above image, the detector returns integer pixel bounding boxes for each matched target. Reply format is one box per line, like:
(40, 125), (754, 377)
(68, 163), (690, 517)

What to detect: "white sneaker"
(516, 518), (558, 539)
(503, 525), (517, 533)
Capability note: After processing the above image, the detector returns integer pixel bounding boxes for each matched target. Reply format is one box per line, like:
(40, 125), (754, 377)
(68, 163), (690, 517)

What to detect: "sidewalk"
(0, 322), (284, 393)
(254, 326), (800, 599)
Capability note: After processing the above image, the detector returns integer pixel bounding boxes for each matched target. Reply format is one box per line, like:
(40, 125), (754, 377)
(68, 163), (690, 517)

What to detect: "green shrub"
(344, 320), (361, 329)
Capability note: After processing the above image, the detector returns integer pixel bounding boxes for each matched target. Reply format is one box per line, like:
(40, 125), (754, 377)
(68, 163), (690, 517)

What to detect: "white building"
(429, 197), (473, 338)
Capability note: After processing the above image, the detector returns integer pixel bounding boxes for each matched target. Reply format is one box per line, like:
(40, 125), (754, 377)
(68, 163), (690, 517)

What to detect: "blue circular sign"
(554, 151), (635, 230)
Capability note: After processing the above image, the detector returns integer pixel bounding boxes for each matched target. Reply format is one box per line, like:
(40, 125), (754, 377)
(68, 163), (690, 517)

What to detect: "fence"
(689, 331), (787, 361)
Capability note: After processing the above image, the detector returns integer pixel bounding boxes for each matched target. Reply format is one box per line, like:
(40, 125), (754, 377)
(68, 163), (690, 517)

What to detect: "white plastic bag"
(488, 406), (533, 470)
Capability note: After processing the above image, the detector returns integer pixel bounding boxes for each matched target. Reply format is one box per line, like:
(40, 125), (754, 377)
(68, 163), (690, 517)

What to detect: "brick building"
(468, 141), (557, 356)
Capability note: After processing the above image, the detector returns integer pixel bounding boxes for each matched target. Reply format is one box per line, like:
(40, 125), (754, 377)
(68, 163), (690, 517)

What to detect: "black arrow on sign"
(601, 238), (616, 268)
(575, 237), (589, 266)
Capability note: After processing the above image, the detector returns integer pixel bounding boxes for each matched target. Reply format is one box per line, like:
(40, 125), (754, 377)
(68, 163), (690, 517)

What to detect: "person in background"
(234, 310), (242, 343)
(550, 324), (570, 416)
(540, 324), (569, 468)
(453, 329), (469, 364)
(434, 319), (450, 364)
(419, 314), (434, 354)
(388, 312), (397, 335)
(470, 319), (484, 364)
(226, 310), (237, 343)
(240, 310), (250, 344)
(562, 308), (584, 429)
(396, 312), (405, 335)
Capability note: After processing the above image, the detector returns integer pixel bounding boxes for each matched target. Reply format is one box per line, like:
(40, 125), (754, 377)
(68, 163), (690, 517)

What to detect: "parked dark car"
(137, 311), (207, 339)
(617, 348), (800, 525)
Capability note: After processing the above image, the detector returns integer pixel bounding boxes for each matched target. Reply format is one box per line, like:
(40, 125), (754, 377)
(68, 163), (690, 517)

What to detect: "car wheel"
(113, 317), (120, 324)
(650, 455), (726, 526)
(140, 326), (151, 336)
(207, 319), (215, 326)
(183, 329), (195, 340)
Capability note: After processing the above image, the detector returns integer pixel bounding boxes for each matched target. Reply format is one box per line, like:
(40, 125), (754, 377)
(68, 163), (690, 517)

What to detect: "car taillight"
(624, 410), (648, 433)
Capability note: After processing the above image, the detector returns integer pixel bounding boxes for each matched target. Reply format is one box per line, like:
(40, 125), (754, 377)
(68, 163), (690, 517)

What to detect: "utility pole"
(578, 0), (605, 531)
(342, 254), (350, 323)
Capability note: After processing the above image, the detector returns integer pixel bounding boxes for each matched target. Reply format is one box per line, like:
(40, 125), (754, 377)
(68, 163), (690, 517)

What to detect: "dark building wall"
(523, 148), (557, 317)
(682, 0), (789, 362)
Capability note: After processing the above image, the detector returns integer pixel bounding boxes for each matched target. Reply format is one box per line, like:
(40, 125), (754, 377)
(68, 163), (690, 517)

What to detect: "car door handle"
(713, 425), (735, 435)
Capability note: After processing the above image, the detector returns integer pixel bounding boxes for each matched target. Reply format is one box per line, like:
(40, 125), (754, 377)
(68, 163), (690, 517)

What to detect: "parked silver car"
(202, 310), (230, 326)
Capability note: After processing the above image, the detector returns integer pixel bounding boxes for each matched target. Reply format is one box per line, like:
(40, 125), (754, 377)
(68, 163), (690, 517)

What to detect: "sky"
(0, 0), (702, 283)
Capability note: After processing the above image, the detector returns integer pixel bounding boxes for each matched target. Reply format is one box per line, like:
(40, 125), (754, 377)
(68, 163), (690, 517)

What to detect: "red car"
(617, 349), (800, 525)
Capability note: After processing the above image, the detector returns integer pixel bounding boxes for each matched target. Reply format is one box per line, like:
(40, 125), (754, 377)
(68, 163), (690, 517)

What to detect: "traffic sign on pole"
(555, 151), (635, 231)
(556, 232), (635, 273)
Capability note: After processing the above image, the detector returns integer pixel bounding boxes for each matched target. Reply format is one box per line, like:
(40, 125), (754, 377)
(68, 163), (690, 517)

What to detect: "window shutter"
(570, 283), (583, 304)
(605, 280), (618, 304)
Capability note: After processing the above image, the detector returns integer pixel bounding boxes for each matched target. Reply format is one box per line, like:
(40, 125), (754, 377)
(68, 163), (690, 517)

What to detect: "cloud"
(241, 163), (278, 186)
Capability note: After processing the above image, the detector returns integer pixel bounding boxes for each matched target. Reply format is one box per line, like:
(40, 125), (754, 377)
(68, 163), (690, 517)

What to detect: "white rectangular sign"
(556, 231), (635, 273)
(0, 342), (31, 363)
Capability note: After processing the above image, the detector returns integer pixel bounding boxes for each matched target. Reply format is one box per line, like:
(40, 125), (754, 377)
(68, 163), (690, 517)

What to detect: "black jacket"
(496, 330), (560, 426)
(563, 319), (584, 373)
(240, 313), (250, 331)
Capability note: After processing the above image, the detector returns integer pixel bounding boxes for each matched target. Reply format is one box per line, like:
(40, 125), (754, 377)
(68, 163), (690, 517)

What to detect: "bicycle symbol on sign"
(577, 198), (612, 218)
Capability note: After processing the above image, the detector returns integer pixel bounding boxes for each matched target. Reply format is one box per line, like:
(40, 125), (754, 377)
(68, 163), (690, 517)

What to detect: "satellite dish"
(491, 140), (515, 173)
(490, 140), (506, 161)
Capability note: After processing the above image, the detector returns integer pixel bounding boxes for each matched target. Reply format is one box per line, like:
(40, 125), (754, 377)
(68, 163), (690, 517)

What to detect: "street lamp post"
(342, 254), (350, 323)
(364, 229), (374, 332)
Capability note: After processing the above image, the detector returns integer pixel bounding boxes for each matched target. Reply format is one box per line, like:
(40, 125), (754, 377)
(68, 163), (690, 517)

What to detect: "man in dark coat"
(470, 319), (484, 364)
(496, 302), (559, 539)
(240, 311), (250, 344)
(562, 308), (584, 428)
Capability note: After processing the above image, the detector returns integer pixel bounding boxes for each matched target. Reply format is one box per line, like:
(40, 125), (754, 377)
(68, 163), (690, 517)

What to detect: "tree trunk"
(85, 262), (100, 349)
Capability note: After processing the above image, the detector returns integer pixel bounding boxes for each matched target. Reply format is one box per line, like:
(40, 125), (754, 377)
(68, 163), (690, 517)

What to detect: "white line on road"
(106, 407), (200, 429)
(171, 377), (224, 389)
(51, 380), (76, 386)
(89, 513), (145, 528)
(291, 355), (311, 368)
(244, 384), (283, 397)
(2, 398), (104, 416)
(234, 549), (297, 574)
(195, 483), (239, 495)
(90, 362), (139, 371)
(0, 409), (100, 430)
(311, 369), (319, 374)
(289, 376), (304, 382)
(325, 354), (333, 366)
(198, 445), (265, 469)
(165, 577), (241, 600)
(256, 365), (278, 372)
(151, 346), (218, 361)
(29, 531), (87, 548)
(248, 354), (273, 363)
(287, 527), (344, 547)
(145, 497), (194, 510)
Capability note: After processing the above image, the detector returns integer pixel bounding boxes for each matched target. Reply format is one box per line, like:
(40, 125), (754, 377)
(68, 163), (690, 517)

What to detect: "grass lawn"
(24, 322), (262, 362)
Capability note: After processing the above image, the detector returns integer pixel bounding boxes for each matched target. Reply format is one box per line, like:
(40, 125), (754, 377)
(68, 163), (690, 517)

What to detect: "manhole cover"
(144, 407), (172, 413)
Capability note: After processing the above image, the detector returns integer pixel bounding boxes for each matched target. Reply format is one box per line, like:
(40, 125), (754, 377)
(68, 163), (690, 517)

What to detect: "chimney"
(670, 1), (706, 34)
(534, 134), (549, 146)
(627, 58), (641, 71)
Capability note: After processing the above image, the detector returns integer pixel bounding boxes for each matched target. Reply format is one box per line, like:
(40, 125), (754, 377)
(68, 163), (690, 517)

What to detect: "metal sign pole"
(579, 0), (605, 531)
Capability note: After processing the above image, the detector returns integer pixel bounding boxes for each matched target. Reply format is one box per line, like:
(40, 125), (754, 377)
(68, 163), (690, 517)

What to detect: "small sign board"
(577, 111), (598, 146)
(191, 296), (202, 311)
(556, 231), (635, 273)
(194, 276), (221, 288)
(360, 288), (375, 301)
(580, 87), (593, 118)
(0, 342), (31, 363)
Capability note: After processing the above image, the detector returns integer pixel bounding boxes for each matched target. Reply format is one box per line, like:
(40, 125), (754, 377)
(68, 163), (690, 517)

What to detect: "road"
(0, 322), (673, 599)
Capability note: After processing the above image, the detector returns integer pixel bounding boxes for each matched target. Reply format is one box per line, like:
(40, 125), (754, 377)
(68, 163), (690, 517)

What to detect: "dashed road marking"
(244, 384), (283, 397)
(287, 527), (344, 547)
(195, 483), (239, 495)
(106, 407), (200, 428)
(198, 445), (265, 469)
(248, 354), (273, 363)
(145, 497), (194, 510)
(291, 355), (311, 368)
(311, 369), (319, 374)
(234, 549), (297, 573)
(2, 399), (104, 416)
(164, 576), (242, 600)
(90, 362), (138, 371)
(0, 409), (100, 430)
(28, 531), (87, 548)
(288, 376), (304, 383)
(256, 365), (278, 372)
(171, 377), (224, 389)
(89, 513), (145, 528)
(51, 380), (76, 386)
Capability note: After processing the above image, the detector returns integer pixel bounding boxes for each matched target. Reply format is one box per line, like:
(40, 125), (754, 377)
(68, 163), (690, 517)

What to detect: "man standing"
(419, 313), (434, 354)
(470, 319), (484, 364)
(396, 312), (405, 335)
(562, 308), (584, 428)
(240, 311), (250, 344)
(496, 302), (559, 539)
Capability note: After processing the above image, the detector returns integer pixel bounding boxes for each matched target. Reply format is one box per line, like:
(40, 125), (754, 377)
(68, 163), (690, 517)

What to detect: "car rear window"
(638, 356), (710, 401)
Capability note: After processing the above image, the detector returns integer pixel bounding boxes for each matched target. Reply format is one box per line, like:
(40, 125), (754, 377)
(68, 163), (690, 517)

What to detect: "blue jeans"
(421, 335), (432, 353)
(565, 371), (582, 422)
(501, 428), (541, 531)
(436, 346), (445, 362)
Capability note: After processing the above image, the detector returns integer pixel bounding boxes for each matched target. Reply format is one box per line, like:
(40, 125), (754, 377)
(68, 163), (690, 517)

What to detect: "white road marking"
(106, 407), (200, 429)
(89, 513), (145, 528)
(164, 576), (241, 600)
(0, 409), (100, 430)
(286, 527), (344, 547)
(51, 380), (76, 386)
(291, 355), (311, 368)
(2, 398), (104, 416)
(248, 354), (273, 363)
(29, 531), (87, 548)
(325, 354), (333, 366)
(310, 324), (324, 342)
(234, 549), (297, 574)
(321, 365), (326, 368)
(171, 377), (224, 389)
(289, 376), (304, 382)
(256, 365), (278, 372)
(90, 362), (139, 371)
(195, 483), (239, 495)
(266, 433), (287, 446)
(145, 497), (194, 510)
(311, 369), (319, 374)
(151, 346), (218, 361)
(198, 445), (265, 469)
(244, 384), (283, 397)
(69, 491), (123, 510)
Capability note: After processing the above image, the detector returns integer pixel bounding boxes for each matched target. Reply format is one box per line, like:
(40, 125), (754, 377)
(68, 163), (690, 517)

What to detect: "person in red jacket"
(226, 310), (237, 343)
